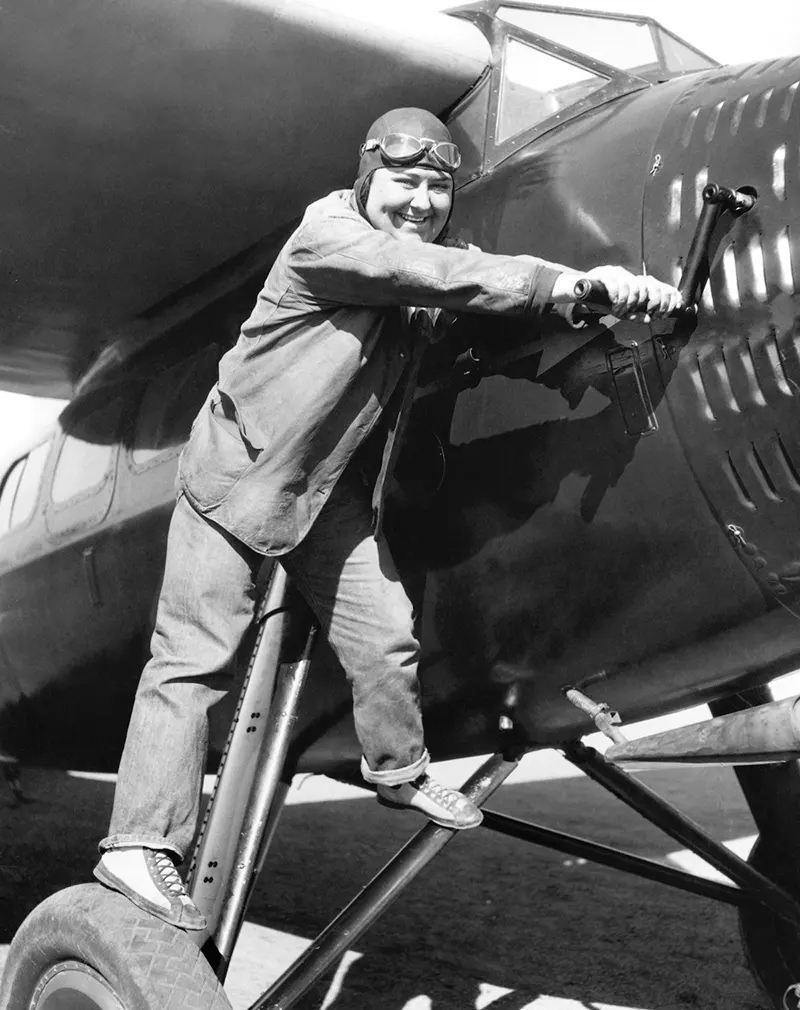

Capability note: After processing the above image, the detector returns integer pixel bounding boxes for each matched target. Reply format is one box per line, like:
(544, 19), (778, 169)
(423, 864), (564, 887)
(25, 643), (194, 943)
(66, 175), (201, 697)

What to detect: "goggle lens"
(362, 133), (462, 171)
(381, 133), (425, 161)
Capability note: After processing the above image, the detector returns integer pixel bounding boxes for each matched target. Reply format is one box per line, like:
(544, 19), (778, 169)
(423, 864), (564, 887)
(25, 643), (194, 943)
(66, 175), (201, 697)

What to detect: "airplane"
(2, 0), (800, 1006)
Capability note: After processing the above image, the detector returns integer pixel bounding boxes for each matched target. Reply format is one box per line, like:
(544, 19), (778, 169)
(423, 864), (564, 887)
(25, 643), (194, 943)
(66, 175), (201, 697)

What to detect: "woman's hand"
(584, 265), (683, 320)
(552, 266), (684, 321)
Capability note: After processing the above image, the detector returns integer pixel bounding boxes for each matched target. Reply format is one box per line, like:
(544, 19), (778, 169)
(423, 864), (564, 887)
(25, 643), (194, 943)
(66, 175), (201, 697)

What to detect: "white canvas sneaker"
(94, 847), (206, 930)
(376, 774), (483, 829)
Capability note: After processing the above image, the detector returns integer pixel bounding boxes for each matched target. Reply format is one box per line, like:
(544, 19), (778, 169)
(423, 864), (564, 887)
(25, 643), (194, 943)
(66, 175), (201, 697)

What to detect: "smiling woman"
(364, 167), (454, 244)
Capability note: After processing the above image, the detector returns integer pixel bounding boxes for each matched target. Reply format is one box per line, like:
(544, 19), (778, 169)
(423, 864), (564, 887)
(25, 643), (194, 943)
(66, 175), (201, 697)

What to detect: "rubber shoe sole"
(93, 860), (207, 931)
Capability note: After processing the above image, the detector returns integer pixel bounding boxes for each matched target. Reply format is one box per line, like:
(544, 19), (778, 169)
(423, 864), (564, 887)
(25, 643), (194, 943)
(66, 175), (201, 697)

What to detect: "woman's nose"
(409, 184), (431, 210)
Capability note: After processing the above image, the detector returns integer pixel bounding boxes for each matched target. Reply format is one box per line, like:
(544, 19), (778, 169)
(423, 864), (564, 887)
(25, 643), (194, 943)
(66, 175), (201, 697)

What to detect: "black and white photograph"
(2, 1), (800, 1007)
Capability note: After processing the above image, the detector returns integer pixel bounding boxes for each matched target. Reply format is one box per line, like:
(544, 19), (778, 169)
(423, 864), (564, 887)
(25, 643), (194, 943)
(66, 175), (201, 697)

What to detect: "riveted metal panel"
(643, 57), (800, 616)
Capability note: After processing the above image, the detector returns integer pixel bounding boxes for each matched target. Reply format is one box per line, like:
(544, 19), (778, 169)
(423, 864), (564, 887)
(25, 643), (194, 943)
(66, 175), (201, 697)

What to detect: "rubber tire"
(740, 838), (800, 1009)
(0, 883), (233, 1010)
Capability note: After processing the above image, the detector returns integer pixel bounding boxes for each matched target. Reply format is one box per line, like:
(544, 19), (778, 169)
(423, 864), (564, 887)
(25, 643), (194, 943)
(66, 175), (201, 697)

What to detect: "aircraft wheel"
(0, 883), (232, 1010)
(739, 837), (800, 1009)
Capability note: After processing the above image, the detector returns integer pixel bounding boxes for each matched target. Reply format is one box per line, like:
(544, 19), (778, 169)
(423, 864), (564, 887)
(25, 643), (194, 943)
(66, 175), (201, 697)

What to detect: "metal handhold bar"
(573, 182), (756, 311)
(676, 183), (754, 305)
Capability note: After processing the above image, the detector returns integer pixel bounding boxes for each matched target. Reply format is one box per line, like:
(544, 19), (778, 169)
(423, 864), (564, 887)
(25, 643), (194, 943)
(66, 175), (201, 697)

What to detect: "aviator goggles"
(360, 133), (462, 171)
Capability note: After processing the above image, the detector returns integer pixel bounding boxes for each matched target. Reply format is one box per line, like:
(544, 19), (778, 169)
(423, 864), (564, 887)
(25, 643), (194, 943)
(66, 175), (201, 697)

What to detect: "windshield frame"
(445, 1), (719, 181)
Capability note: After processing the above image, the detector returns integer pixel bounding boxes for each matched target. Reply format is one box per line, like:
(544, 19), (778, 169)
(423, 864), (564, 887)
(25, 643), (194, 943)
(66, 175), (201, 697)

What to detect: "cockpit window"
(10, 442), (49, 527)
(657, 30), (718, 75)
(51, 436), (114, 505)
(447, 2), (719, 176)
(50, 394), (123, 505)
(497, 36), (608, 143)
(496, 7), (716, 80)
(0, 442), (50, 533)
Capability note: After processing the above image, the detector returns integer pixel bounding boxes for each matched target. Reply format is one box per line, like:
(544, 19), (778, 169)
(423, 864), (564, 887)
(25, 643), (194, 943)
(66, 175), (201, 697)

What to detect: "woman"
(94, 107), (682, 930)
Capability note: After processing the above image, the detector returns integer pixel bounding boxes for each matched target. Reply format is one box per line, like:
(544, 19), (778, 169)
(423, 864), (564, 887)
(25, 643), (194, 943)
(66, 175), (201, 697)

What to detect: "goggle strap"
(359, 135), (461, 171)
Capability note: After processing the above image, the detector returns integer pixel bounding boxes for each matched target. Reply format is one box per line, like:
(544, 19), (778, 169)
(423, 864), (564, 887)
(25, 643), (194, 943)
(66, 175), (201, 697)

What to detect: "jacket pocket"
(178, 392), (260, 510)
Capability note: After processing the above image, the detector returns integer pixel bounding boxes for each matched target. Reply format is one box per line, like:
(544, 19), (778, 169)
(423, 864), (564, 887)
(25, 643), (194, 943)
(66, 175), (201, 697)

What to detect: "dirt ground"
(0, 755), (772, 1009)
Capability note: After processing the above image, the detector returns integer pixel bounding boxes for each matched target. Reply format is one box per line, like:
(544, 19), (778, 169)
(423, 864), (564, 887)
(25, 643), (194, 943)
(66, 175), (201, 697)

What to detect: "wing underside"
(0, 0), (488, 396)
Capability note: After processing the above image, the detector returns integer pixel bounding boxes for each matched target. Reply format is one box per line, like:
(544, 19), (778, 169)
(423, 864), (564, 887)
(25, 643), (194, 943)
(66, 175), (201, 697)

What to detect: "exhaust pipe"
(606, 695), (800, 764)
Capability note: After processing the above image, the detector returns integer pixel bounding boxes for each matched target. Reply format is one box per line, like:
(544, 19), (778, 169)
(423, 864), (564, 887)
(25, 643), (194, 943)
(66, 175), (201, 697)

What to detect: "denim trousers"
(100, 470), (428, 861)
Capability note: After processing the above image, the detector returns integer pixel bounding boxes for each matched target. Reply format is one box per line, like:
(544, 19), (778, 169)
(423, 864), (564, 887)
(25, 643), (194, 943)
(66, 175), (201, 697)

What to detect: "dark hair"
(356, 172), (375, 216)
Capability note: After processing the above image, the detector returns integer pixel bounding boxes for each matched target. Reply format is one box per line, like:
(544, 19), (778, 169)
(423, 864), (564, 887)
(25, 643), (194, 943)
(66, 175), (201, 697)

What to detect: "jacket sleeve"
(288, 211), (562, 316)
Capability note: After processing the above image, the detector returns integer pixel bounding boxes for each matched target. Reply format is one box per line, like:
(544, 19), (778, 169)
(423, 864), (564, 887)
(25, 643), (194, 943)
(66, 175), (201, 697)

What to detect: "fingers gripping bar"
(571, 278), (697, 319)
(572, 182), (757, 318)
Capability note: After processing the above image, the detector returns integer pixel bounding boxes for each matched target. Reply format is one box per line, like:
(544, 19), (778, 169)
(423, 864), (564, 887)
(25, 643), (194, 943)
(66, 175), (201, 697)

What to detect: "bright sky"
(1, 0), (799, 469)
(453, 0), (800, 65)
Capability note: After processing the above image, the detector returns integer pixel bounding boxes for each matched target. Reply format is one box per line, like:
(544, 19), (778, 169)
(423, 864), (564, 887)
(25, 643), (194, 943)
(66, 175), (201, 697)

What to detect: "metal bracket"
(607, 341), (659, 437)
(563, 684), (628, 745)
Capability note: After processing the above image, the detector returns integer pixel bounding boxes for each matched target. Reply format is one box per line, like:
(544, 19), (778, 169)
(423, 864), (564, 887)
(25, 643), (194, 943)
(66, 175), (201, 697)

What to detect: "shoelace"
(416, 777), (463, 810)
(153, 851), (190, 897)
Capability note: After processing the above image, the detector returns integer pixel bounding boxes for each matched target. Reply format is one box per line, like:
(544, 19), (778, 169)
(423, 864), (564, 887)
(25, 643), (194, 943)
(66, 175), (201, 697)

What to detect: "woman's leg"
(100, 494), (262, 860)
(283, 470), (480, 828)
(283, 471), (425, 777)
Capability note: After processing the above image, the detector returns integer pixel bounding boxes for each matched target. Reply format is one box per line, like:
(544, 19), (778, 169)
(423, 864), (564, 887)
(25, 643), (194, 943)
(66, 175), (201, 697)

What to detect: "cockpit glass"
(496, 7), (716, 79)
(497, 36), (608, 143)
(658, 30), (717, 74)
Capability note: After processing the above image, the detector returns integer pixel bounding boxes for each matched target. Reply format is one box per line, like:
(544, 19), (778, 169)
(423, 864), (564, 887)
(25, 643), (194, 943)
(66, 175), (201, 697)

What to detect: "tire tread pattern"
(1, 883), (233, 1010)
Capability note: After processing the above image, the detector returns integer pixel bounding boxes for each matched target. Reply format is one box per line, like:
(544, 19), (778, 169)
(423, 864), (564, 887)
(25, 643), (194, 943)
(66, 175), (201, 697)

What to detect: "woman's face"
(365, 166), (453, 243)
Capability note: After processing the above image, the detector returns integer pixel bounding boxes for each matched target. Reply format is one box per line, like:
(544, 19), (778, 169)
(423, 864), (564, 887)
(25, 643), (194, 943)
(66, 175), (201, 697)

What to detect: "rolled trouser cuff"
(98, 834), (184, 863)
(360, 749), (429, 785)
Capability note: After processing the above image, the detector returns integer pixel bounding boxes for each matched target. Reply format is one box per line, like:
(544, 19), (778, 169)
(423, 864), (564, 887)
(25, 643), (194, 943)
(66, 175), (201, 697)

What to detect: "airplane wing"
(0, 0), (488, 397)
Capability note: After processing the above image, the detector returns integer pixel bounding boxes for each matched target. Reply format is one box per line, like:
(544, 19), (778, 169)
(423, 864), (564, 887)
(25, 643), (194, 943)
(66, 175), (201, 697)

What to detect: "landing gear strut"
(5, 571), (800, 1010)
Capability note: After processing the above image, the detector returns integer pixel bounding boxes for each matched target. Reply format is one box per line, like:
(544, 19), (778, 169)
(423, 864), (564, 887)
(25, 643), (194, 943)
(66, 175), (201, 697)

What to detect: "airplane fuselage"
(2, 13), (800, 774)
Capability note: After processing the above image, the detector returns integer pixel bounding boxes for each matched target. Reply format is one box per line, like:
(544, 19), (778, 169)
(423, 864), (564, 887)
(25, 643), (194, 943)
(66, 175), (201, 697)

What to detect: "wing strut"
(187, 564), (318, 978)
(248, 751), (520, 1010)
(186, 560), (524, 1002)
